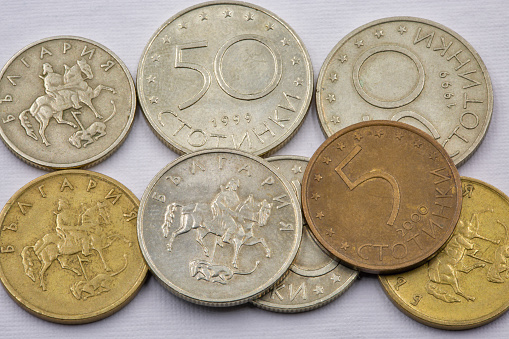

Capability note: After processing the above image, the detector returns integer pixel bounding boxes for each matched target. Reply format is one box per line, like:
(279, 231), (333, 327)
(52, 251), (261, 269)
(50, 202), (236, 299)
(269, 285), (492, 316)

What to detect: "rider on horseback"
(54, 199), (90, 256)
(41, 63), (81, 110)
(209, 178), (242, 244)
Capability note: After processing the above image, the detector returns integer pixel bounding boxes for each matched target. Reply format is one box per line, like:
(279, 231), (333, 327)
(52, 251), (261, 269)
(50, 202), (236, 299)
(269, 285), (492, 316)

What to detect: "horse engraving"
(20, 199), (130, 291)
(160, 178), (272, 283)
(18, 59), (116, 146)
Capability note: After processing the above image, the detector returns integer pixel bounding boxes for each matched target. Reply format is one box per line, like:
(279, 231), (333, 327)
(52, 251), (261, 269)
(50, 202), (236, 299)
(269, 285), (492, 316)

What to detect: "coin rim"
(136, 1), (314, 157)
(0, 169), (148, 324)
(379, 176), (509, 330)
(0, 36), (137, 171)
(315, 16), (493, 167)
(302, 120), (462, 274)
(137, 149), (302, 306)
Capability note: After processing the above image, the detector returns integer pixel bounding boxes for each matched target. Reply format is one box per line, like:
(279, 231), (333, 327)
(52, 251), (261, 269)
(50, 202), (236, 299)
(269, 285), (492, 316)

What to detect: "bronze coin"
(302, 120), (461, 274)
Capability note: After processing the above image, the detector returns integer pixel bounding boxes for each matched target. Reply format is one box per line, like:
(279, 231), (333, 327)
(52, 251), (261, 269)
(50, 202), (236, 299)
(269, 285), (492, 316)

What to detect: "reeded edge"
(302, 120), (462, 274)
(379, 176), (509, 330)
(315, 16), (493, 167)
(0, 36), (137, 171)
(136, 1), (314, 157)
(137, 148), (302, 306)
(0, 169), (148, 324)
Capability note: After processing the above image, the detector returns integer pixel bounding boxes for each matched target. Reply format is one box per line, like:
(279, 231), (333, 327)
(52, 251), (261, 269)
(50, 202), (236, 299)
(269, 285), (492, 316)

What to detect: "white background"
(0, 0), (508, 337)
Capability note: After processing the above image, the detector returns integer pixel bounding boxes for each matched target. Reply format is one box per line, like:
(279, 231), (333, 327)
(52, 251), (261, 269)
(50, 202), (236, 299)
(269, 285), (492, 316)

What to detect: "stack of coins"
(0, 0), (507, 336)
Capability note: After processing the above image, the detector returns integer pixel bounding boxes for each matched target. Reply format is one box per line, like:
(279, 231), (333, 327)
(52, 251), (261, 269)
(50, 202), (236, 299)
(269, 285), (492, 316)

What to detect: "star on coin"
(354, 133), (363, 141)
(178, 22), (187, 30)
(374, 29), (384, 39)
(326, 94), (336, 103)
(291, 165), (302, 174)
(316, 212), (325, 220)
(338, 55), (347, 63)
(245, 12), (254, 21)
(336, 142), (345, 150)
(325, 227), (334, 236)
(162, 35), (171, 44)
(265, 23), (274, 31)
(294, 77), (303, 86)
(374, 130), (384, 138)
(291, 56), (300, 65)
(311, 193), (320, 201)
(314, 174), (323, 182)
(199, 12), (208, 21)
(413, 141), (423, 148)
(340, 242), (350, 250)
(330, 116), (341, 125)
(223, 9), (232, 18)
(329, 73), (338, 83)
(429, 152), (439, 161)
(354, 39), (364, 48)
(151, 54), (160, 62)
(149, 96), (158, 104)
(313, 285), (325, 295)
(398, 26), (407, 35)
(395, 133), (404, 140)
(146, 75), (156, 83)
(281, 37), (290, 46)
(331, 273), (341, 283)
(322, 156), (332, 165)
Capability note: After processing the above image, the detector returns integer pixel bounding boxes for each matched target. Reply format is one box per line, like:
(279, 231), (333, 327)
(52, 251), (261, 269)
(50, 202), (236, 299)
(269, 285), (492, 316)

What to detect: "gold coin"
(0, 170), (147, 324)
(380, 177), (509, 329)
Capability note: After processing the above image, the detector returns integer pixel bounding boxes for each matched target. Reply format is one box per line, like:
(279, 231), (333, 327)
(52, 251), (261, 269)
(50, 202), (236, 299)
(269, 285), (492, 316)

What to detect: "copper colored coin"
(302, 120), (461, 274)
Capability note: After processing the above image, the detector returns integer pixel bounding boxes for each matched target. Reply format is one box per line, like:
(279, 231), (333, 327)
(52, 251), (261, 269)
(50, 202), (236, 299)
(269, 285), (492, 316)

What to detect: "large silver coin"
(253, 156), (358, 312)
(316, 17), (492, 167)
(137, 2), (313, 156)
(138, 149), (302, 306)
(0, 36), (136, 170)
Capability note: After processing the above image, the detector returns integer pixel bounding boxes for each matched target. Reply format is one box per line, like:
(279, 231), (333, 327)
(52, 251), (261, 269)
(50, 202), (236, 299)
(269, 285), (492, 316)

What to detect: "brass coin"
(302, 120), (461, 274)
(380, 177), (509, 330)
(0, 170), (147, 324)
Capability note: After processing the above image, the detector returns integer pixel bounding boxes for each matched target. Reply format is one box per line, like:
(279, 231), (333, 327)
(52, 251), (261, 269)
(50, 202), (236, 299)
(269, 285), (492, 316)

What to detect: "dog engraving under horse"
(161, 178), (272, 269)
(18, 59), (116, 146)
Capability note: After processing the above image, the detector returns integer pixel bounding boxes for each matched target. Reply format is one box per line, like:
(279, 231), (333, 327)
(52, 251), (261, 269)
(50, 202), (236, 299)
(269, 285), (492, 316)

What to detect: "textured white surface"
(0, 0), (507, 337)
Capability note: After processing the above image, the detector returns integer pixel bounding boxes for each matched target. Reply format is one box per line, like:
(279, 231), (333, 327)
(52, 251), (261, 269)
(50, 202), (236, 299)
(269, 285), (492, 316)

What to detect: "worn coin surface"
(137, 1), (313, 156)
(302, 121), (461, 274)
(138, 149), (302, 306)
(316, 17), (492, 167)
(0, 170), (147, 324)
(380, 177), (509, 330)
(0, 36), (136, 170)
(253, 156), (358, 312)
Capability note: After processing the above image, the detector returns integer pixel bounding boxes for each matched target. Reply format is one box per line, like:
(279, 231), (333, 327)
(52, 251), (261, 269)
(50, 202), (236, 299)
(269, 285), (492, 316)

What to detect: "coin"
(302, 121), (461, 274)
(0, 36), (136, 170)
(316, 17), (492, 167)
(252, 156), (358, 312)
(0, 170), (147, 324)
(137, 1), (313, 156)
(380, 177), (509, 330)
(138, 149), (302, 306)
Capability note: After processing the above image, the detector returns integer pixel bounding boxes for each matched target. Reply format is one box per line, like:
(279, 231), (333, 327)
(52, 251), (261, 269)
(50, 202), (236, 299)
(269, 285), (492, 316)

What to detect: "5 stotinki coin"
(0, 170), (147, 324)
(302, 120), (461, 274)
(137, 149), (302, 306)
(252, 156), (358, 312)
(380, 177), (509, 330)
(0, 36), (136, 170)
(137, 1), (313, 156)
(316, 17), (492, 167)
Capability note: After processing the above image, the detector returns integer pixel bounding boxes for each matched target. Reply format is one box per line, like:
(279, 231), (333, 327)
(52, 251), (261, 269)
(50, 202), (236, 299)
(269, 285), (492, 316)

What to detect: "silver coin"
(137, 1), (313, 156)
(316, 17), (492, 167)
(137, 149), (302, 306)
(0, 36), (136, 170)
(252, 156), (358, 312)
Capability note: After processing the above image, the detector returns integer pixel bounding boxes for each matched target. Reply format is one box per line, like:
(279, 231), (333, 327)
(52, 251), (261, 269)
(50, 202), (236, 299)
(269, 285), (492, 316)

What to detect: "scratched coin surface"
(316, 17), (492, 167)
(253, 156), (358, 312)
(302, 121), (462, 274)
(138, 149), (302, 306)
(137, 1), (313, 156)
(380, 178), (509, 330)
(0, 170), (147, 324)
(0, 36), (136, 170)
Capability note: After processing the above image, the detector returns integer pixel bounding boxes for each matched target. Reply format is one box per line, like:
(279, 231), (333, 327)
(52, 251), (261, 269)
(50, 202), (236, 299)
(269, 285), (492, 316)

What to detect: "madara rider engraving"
(161, 178), (273, 284)
(425, 210), (506, 303)
(18, 59), (116, 146)
(20, 199), (130, 295)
